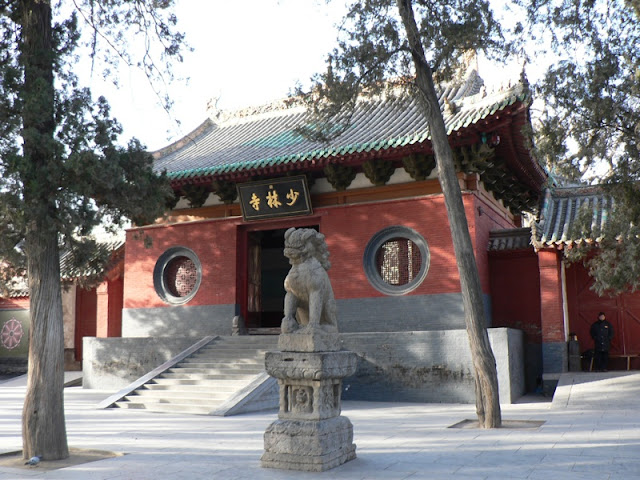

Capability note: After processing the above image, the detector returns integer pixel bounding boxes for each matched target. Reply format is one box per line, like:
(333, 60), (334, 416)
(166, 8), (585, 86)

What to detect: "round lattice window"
(165, 256), (198, 297)
(364, 226), (430, 295)
(154, 247), (202, 305)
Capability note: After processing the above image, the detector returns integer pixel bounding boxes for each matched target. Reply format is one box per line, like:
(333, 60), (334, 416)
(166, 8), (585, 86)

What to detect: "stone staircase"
(111, 336), (279, 415)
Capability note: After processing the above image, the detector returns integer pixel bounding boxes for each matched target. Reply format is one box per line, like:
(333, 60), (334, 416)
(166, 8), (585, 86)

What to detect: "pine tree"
(517, 0), (640, 293)
(0, 0), (185, 459)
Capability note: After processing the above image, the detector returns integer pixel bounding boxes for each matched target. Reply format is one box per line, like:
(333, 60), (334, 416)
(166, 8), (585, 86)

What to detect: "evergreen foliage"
(517, 0), (640, 292)
(0, 0), (186, 459)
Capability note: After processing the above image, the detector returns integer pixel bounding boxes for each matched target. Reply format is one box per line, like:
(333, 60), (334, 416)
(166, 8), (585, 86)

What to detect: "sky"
(80, 0), (349, 152)
(80, 0), (524, 153)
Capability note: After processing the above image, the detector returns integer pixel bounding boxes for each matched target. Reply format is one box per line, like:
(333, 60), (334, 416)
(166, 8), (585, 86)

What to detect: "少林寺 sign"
(237, 175), (312, 221)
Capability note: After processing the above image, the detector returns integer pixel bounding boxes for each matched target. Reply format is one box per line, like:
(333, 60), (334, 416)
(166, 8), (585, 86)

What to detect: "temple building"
(8, 69), (636, 406)
(102, 71), (546, 402)
(490, 186), (640, 389)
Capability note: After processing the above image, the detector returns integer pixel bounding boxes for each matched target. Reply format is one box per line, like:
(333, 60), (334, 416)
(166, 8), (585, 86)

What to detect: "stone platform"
(261, 349), (357, 471)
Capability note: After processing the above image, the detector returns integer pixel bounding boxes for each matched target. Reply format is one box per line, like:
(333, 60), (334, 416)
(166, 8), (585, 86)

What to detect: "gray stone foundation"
(82, 336), (198, 390)
(83, 328), (525, 404)
(261, 416), (356, 471)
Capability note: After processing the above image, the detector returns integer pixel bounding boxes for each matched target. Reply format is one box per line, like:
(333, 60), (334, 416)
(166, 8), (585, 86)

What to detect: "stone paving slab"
(0, 372), (639, 479)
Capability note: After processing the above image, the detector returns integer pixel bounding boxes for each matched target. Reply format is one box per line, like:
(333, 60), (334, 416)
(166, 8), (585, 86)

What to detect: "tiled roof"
(6, 277), (28, 298)
(533, 186), (612, 247)
(154, 72), (532, 182)
(488, 228), (533, 251)
(59, 240), (124, 280)
(2, 239), (124, 299)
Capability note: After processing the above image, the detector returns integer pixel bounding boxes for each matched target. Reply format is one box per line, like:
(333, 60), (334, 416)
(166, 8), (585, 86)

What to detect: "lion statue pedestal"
(261, 228), (357, 472)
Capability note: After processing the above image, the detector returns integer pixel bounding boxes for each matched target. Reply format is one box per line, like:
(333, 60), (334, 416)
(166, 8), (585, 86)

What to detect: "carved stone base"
(261, 416), (356, 472)
(277, 326), (340, 352)
(262, 340), (357, 471)
(265, 350), (358, 380)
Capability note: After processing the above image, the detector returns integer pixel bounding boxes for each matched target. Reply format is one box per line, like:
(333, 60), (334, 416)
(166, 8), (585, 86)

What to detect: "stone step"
(157, 372), (258, 381)
(176, 361), (263, 369)
(185, 352), (269, 362)
(208, 336), (278, 342)
(198, 347), (275, 353)
(167, 366), (264, 375)
(114, 400), (217, 415)
(130, 390), (232, 401)
(148, 378), (252, 388)
(189, 347), (269, 354)
(199, 344), (276, 351)
(143, 383), (244, 393)
(181, 353), (266, 361)
(122, 394), (223, 406)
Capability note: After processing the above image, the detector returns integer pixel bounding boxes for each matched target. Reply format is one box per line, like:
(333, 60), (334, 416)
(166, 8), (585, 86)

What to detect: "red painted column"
(538, 249), (567, 376)
(95, 281), (109, 338)
(107, 277), (123, 337)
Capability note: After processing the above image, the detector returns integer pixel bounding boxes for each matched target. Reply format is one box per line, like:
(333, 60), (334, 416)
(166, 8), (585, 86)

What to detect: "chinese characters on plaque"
(237, 175), (312, 221)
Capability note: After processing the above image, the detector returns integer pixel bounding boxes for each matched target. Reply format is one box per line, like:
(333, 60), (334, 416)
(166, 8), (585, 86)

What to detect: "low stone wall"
(83, 336), (200, 390)
(0, 357), (27, 376)
(341, 328), (524, 404)
(84, 328), (524, 405)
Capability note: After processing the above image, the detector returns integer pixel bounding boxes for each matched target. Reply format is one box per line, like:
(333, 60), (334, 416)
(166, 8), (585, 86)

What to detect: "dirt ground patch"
(0, 447), (123, 471)
(449, 419), (546, 429)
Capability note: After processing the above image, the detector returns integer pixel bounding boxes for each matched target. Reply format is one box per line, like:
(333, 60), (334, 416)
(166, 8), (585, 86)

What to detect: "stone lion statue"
(280, 227), (338, 334)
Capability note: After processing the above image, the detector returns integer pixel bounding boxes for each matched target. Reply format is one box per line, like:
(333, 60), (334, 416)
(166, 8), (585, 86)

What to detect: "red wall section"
(470, 195), (517, 293)
(565, 261), (640, 359)
(124, 219), (239, 309)
(538, 249), (566, 343)
(96, 277), (124, 338)
(489, 251), (542, 343)
(124, 190), (513, 310)
(321, 195), (460, 299)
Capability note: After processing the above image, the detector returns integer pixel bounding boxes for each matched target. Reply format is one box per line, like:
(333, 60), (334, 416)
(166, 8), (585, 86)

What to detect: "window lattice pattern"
(375, 238), (422, 286)
(166, 256), (198, 297)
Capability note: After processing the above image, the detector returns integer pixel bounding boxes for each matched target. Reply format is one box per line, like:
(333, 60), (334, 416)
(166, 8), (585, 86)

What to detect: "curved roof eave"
(157, 83), (538, 186)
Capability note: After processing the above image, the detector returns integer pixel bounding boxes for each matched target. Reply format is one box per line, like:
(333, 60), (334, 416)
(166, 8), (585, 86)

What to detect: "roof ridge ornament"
(206, 96), (307, 126)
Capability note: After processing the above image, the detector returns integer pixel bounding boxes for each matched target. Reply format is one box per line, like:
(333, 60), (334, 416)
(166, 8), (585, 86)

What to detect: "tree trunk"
(20, 0), (70, 459)
(396, 0), (501, 428)
(22, 231), (69, 460)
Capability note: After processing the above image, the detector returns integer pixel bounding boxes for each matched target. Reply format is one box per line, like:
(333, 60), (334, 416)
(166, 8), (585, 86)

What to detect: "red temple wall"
(489, 251), (542, 343)
(471, 194), (517, 294)
(123, 190), (519, 310)
(124, 219), (239, 309)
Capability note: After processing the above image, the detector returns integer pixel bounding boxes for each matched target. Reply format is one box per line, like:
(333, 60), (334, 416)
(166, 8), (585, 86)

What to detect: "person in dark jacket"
(590, 312), (614, 371)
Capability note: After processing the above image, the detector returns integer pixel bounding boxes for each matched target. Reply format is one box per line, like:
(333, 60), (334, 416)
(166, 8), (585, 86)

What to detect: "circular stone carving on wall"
(363, 226), (430, 295)
(1, 318), (24, 350)
(153, 247), (202, 305)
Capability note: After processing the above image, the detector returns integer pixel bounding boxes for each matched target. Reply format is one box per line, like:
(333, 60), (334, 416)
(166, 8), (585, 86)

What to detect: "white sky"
(80, 0), (524, 152)
(80, 0), (349, 151)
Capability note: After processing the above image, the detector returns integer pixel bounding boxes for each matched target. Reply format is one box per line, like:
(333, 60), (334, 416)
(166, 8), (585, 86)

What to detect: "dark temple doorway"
(244, 225), (318, 332)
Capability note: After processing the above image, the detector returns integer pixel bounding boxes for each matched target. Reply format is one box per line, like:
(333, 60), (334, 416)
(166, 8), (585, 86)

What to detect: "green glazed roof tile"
(533, 186), (613, 246)
(154, 73), (529, 180)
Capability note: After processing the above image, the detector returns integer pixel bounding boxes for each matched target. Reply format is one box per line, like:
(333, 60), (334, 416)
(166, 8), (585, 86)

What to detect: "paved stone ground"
(1, 371), (639, 479)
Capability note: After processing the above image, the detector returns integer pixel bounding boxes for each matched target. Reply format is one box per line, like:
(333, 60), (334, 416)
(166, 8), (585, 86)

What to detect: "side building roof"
(2, 240), (124, 299)
(532, 186), (612, 248)
(487, 185), (613, 253)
